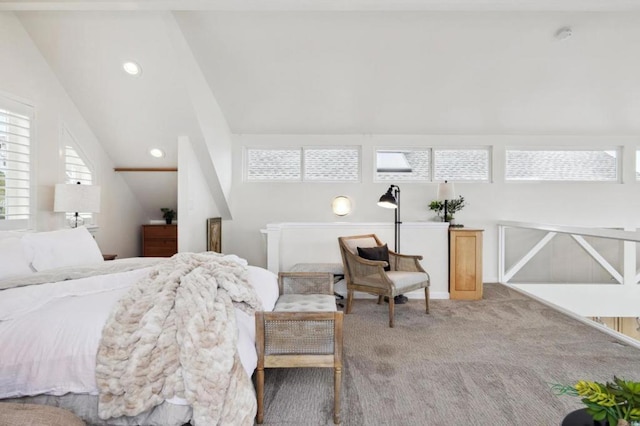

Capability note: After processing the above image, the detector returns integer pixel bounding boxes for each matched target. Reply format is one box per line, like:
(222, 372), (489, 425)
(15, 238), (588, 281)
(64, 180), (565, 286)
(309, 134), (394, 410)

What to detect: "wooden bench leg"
(388, 298), (395, 328)
(333, 367), (342, 424)
(256, 367), (264, 423)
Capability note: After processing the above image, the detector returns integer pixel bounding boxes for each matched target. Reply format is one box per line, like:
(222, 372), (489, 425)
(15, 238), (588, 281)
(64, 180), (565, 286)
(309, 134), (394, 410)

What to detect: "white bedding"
(0, 260), (279, 403)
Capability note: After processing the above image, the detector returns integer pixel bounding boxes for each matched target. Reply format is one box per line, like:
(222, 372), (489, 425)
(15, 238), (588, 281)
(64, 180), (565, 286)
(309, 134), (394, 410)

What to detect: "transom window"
(506, 149), (619, 182)
(0, 97), (33, 230)
(246, 147), (360, 182)
(375, 147), (490, 182)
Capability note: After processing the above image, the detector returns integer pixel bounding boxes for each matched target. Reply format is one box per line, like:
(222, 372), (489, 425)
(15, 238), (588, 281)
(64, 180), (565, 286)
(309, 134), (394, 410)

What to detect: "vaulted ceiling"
(3, 0), (640, 217)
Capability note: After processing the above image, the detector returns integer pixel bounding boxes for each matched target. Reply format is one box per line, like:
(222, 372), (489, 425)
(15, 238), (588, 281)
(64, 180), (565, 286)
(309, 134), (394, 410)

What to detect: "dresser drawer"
(144, 246), (177, 257)
(142, 225), (178, 257)
(144, 238), (177, 249)
(143, 225), (177, 238)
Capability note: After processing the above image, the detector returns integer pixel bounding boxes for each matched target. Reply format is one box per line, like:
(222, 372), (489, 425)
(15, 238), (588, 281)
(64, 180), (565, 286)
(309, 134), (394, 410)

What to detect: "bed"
(0, 227), (280, 426)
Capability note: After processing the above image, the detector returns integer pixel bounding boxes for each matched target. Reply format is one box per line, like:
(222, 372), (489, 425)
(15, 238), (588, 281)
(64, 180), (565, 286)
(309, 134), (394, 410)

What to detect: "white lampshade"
(54, 183), (101, 213)
(437, 181), (456, 201)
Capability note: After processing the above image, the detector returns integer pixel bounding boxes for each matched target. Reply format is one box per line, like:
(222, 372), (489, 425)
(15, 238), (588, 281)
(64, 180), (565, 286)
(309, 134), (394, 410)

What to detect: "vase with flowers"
(553, 377), (640, 426)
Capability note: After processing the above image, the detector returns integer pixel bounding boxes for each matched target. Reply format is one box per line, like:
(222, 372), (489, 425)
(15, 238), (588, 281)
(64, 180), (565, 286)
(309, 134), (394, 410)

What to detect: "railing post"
(498, 224), (505, 283)
(624, 227), (636, 286)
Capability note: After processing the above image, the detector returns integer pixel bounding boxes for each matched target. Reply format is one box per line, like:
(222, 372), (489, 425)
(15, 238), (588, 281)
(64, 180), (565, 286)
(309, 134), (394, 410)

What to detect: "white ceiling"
(5, 1), (640, 217)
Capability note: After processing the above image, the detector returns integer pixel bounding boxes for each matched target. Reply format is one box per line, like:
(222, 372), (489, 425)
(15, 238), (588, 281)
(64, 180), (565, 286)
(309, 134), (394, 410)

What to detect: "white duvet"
(0, 262), (279, 402)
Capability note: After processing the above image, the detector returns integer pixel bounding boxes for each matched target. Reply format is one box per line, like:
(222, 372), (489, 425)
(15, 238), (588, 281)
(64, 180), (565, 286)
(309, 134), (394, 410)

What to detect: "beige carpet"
(258, 283), (640, 426)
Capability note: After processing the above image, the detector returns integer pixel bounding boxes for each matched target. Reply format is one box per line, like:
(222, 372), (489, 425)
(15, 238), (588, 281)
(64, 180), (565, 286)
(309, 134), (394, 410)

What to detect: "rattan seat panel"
(264, 320), (335, 355)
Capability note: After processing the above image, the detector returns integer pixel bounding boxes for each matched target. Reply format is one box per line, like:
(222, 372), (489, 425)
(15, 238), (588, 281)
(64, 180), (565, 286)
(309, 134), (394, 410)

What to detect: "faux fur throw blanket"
(96, 252), (262, 426)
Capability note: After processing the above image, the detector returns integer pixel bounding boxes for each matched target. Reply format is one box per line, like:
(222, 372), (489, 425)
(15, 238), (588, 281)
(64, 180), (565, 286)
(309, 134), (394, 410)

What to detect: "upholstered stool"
(255, 272), (344, 425)
(0, 403), (85, 426)
(274, 294), (337, 312)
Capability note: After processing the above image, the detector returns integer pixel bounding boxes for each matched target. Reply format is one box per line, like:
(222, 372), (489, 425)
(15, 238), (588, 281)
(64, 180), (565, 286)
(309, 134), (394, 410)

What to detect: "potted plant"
(428, 195), (466, 224)
(161, 208), (176, 225)
(553, 377), (640, 426)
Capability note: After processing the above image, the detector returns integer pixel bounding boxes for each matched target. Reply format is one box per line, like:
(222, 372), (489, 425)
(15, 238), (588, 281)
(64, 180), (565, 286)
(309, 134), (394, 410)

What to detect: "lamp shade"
(437, 181), (456, 201)
(54, 183), (101, 213)
(377, 187), (397, 209)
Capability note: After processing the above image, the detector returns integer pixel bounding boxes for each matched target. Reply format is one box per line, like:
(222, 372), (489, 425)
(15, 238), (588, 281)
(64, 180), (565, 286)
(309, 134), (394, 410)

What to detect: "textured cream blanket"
(96, 252), (261, 426)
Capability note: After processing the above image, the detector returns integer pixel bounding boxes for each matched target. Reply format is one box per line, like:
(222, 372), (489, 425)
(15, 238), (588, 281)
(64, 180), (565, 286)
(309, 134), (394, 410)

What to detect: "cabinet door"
(449, 229), (483, 300)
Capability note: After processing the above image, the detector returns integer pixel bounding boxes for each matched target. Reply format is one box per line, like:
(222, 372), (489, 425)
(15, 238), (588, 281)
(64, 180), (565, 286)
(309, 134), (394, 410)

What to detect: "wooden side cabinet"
(142, 224), (177, 257)
(449, 228), (484, 300)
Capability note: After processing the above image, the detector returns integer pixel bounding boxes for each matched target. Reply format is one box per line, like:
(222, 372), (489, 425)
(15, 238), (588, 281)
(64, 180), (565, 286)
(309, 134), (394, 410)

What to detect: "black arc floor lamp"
(377, 185), (401, 253)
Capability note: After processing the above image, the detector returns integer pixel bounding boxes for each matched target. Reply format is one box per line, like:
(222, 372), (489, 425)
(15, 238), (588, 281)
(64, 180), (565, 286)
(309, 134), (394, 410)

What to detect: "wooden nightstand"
(142, 224), (178, 257)
(102, 254), (117, 261)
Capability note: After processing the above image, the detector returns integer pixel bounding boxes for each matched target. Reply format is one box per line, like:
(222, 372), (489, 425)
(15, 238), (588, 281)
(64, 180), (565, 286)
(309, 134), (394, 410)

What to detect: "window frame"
(0, 95), (34, 231)
(505, 147), (621, 183)
(244, 146), (361, 183)
(61, 126), (97, 226)
(373, 146), (492, 183)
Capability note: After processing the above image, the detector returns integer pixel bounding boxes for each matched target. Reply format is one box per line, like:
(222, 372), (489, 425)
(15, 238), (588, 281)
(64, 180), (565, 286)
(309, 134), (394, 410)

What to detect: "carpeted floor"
(258, 283), (640, 426)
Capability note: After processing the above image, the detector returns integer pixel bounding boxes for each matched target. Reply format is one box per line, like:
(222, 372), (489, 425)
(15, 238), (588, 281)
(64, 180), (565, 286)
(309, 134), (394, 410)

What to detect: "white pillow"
(0, 231), (24, 240)
(23, 226), (104, 272)
(0, 237), (34, 279)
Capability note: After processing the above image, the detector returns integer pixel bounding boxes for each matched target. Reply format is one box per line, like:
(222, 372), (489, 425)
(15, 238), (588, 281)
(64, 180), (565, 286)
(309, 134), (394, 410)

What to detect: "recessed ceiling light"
(123, 61), (142, 76)
(149, 148), (164, 158)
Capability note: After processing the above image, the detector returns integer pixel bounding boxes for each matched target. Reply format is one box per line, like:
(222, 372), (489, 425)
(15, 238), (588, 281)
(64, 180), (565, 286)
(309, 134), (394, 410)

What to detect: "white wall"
(0, 12), (146, 257)
(177, 136), (220, 252)
(226, 134), (640, 282)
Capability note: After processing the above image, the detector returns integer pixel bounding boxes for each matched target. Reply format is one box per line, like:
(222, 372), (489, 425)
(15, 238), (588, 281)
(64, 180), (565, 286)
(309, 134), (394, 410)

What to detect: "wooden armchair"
(338, 234), (430, 328)
(255, 272), (344, 424)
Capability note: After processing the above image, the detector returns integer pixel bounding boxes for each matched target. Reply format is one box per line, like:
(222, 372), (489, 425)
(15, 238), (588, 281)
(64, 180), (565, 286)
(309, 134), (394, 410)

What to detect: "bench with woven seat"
(255, 272), (344, 424)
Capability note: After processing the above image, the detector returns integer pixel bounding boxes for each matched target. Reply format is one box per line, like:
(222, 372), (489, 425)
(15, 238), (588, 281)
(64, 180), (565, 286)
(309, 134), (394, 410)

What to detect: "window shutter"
(0, 99), (32, 230)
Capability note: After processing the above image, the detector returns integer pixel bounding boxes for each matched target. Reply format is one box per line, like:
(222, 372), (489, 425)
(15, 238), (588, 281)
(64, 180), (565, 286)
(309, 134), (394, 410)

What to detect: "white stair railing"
(498, 221), (640, 286)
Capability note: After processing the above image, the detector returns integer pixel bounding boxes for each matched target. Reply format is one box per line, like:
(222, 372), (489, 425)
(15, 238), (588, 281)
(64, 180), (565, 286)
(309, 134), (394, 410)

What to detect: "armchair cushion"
(274, 294), (337, 312)
(384, 271), (430, 292)
(357, 244), (390, 271)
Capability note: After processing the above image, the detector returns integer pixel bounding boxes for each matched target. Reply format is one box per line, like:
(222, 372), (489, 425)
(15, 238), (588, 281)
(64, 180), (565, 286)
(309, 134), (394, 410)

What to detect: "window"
(0, 97), (32, 230)
(375, 147), (490, 182)
(246, 147), (360, 182)
(376, 149), (430, 181)
(303, 148), (359, 182)
(434, 149), (490, 182)
(506, 149), (619, 182)
(246, 148), (301, 181)
(63, 130), (95, 224)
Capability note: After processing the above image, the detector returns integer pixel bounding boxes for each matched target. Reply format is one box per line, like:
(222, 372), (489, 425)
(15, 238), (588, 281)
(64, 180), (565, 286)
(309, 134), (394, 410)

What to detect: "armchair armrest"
(344, 250), (388, 275)
(389, 250), (423, 261)
(388, 251), (426, 273)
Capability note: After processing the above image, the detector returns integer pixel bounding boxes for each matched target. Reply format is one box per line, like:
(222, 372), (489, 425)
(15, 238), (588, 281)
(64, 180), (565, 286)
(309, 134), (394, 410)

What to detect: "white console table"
(263, 222), (450, 299)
